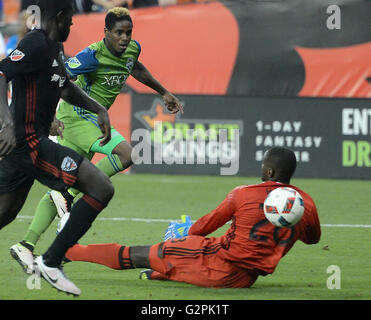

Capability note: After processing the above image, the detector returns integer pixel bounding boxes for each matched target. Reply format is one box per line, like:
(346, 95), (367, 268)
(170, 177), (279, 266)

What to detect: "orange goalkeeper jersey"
(188, 181), (321, 275)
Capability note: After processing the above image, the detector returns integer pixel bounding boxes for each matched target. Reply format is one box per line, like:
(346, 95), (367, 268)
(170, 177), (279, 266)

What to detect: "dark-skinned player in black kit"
(0, 0), (115, 296)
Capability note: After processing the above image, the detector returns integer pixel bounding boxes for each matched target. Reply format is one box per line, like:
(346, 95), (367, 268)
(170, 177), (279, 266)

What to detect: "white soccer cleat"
(10, 243), (34, 275)
(34, 255), (81, 296)
(56, 211), (70, 234)
(50, 190), (70, 218)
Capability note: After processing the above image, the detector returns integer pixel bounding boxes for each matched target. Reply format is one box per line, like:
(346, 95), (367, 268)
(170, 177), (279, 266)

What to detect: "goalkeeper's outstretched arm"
(189, 191), (236, 237)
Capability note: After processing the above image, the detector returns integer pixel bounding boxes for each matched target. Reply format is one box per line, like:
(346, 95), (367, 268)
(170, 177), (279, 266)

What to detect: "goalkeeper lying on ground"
(61, 147), (321, 288)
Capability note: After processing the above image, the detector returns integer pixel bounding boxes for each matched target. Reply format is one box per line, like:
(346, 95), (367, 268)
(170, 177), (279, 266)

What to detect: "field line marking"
(320, 224), (371, 228)
(16, 215), (371, 228)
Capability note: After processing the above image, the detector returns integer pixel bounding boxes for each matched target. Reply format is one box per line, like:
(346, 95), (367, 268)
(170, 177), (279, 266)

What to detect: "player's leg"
(65, 242), (169, 280)
(65, 243), (126, 269)
(0, 158), (36, 274)
(65, 242), (170, 280)
(11, 140), (90, 272)
(67, 129), (132, 198)
(34, 157), (114, 296)
(61, 237), (226, 287)
(111, 139), (134, 169)
(65, 242), (151, 269)
(59, 236), (258, 288)
(27, 139), (113, 295)
(138, 237), (257, 288)
(60, 238), (220, 287)
(53, 129), (131, 214)
(0, 188), (32, 230)
(40, 156), (114, 267)
(0, 157), (34, 230)
(22, 192), (58, 246)
(10, 192), (58, 274)
(26, 139), (89, 241)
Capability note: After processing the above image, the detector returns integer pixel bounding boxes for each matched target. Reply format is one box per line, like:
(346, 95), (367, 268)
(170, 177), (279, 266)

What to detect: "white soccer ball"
(264, 187), (304, 228)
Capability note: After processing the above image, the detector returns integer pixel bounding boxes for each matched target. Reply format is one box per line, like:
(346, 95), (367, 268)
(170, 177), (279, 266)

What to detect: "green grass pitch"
(0, 173), (370, 300)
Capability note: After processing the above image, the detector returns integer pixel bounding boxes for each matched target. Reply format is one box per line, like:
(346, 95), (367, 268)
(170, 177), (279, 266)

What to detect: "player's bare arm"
(61, 80), (112, 146)
(131, 61), (184, 114)
(0, 75), (15, 157)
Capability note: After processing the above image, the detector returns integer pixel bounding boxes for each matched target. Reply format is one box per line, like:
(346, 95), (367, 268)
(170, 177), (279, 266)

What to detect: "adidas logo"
(52, 59), (59, 67)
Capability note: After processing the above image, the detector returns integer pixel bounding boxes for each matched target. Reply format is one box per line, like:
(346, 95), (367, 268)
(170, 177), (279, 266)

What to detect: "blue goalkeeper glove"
(164, 215), (192, 241)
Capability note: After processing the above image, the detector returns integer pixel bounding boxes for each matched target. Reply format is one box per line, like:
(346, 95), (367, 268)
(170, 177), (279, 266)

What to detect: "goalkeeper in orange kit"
(63, 147), (321, 288)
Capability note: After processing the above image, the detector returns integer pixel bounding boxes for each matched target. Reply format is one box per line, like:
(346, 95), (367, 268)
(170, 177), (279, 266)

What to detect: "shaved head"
(261, 147), (297, 183)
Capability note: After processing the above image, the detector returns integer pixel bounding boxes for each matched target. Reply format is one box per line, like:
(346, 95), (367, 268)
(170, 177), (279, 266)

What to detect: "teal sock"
(95, 154), (124, 177)
(23, 192), (58, 247)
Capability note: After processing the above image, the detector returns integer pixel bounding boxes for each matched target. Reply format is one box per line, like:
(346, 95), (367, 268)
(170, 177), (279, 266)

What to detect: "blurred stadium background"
(1, 0), (370, 179)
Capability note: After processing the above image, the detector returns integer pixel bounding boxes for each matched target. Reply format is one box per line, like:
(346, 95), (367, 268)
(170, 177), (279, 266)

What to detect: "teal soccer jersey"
(60, 38), (140, 111)
(56, 39), (141, 155)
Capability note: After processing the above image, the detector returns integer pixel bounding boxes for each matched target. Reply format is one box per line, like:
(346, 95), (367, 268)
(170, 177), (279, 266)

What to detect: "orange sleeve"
(298, 199), (321, 244)
(188, 190), (236, 237)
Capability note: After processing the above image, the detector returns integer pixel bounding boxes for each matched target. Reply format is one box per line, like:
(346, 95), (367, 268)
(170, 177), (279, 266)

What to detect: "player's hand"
(163, 92), (184, 114)
(164, 215), (192, 241)
(49, 118), (64, 139)
(0, 123), (16, 158)
(97, 109), (111, 146)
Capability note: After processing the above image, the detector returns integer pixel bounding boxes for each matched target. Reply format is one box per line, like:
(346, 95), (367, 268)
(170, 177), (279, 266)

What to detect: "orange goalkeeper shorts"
(148, 235), (258, 288)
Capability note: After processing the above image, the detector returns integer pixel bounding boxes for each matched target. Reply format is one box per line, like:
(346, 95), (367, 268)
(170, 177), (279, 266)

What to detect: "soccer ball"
(264, 187), (304, 228)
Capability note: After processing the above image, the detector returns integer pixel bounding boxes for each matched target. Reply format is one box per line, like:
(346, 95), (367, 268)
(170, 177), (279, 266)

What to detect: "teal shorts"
(58, 127), (126, 161)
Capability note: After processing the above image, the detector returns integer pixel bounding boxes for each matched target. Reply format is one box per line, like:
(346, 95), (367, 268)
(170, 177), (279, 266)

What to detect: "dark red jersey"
(189, 181), (321, 275)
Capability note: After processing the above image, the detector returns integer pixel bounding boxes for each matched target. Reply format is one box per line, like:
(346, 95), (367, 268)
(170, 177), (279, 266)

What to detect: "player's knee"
(104, 179), (115, 203)
(83, 172), (114, 205)
(97, 177), (115, 205)
(119, 152), (133, 170)
(114, 143), (134, 170)
(0, 196), (23, 229)
(91, 178), (115, 205)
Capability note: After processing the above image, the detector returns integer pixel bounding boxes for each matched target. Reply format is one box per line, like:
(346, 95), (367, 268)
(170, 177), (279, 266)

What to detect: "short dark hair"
(36, 0), (73, 20)
(264, 147), (297, 180)
(105, 7), (132, 31)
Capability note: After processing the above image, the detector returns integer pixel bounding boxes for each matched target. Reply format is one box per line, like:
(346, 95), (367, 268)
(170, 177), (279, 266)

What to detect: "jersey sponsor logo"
(51, 74), (66, 87)
(10, 49), (25, 61)
(59, 76), (66, 88)
(51, 74), (60, 82)
(101, 74), (128, 87)
(67, 57), (82, 69)
(61, 156), (78, 172)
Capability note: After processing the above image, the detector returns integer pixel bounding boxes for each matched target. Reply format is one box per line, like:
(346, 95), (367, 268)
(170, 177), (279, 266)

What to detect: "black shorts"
(0, 137), (84, 194)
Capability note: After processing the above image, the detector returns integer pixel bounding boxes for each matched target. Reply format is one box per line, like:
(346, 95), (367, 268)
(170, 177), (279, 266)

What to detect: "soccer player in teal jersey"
(10, 7), (183, 274)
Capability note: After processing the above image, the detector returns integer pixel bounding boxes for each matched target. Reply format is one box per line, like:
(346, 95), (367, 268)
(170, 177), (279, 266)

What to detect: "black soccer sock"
(20, 240), (34, 252)
(43, 195), (106, 267)
(118, 246), (134, 269)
